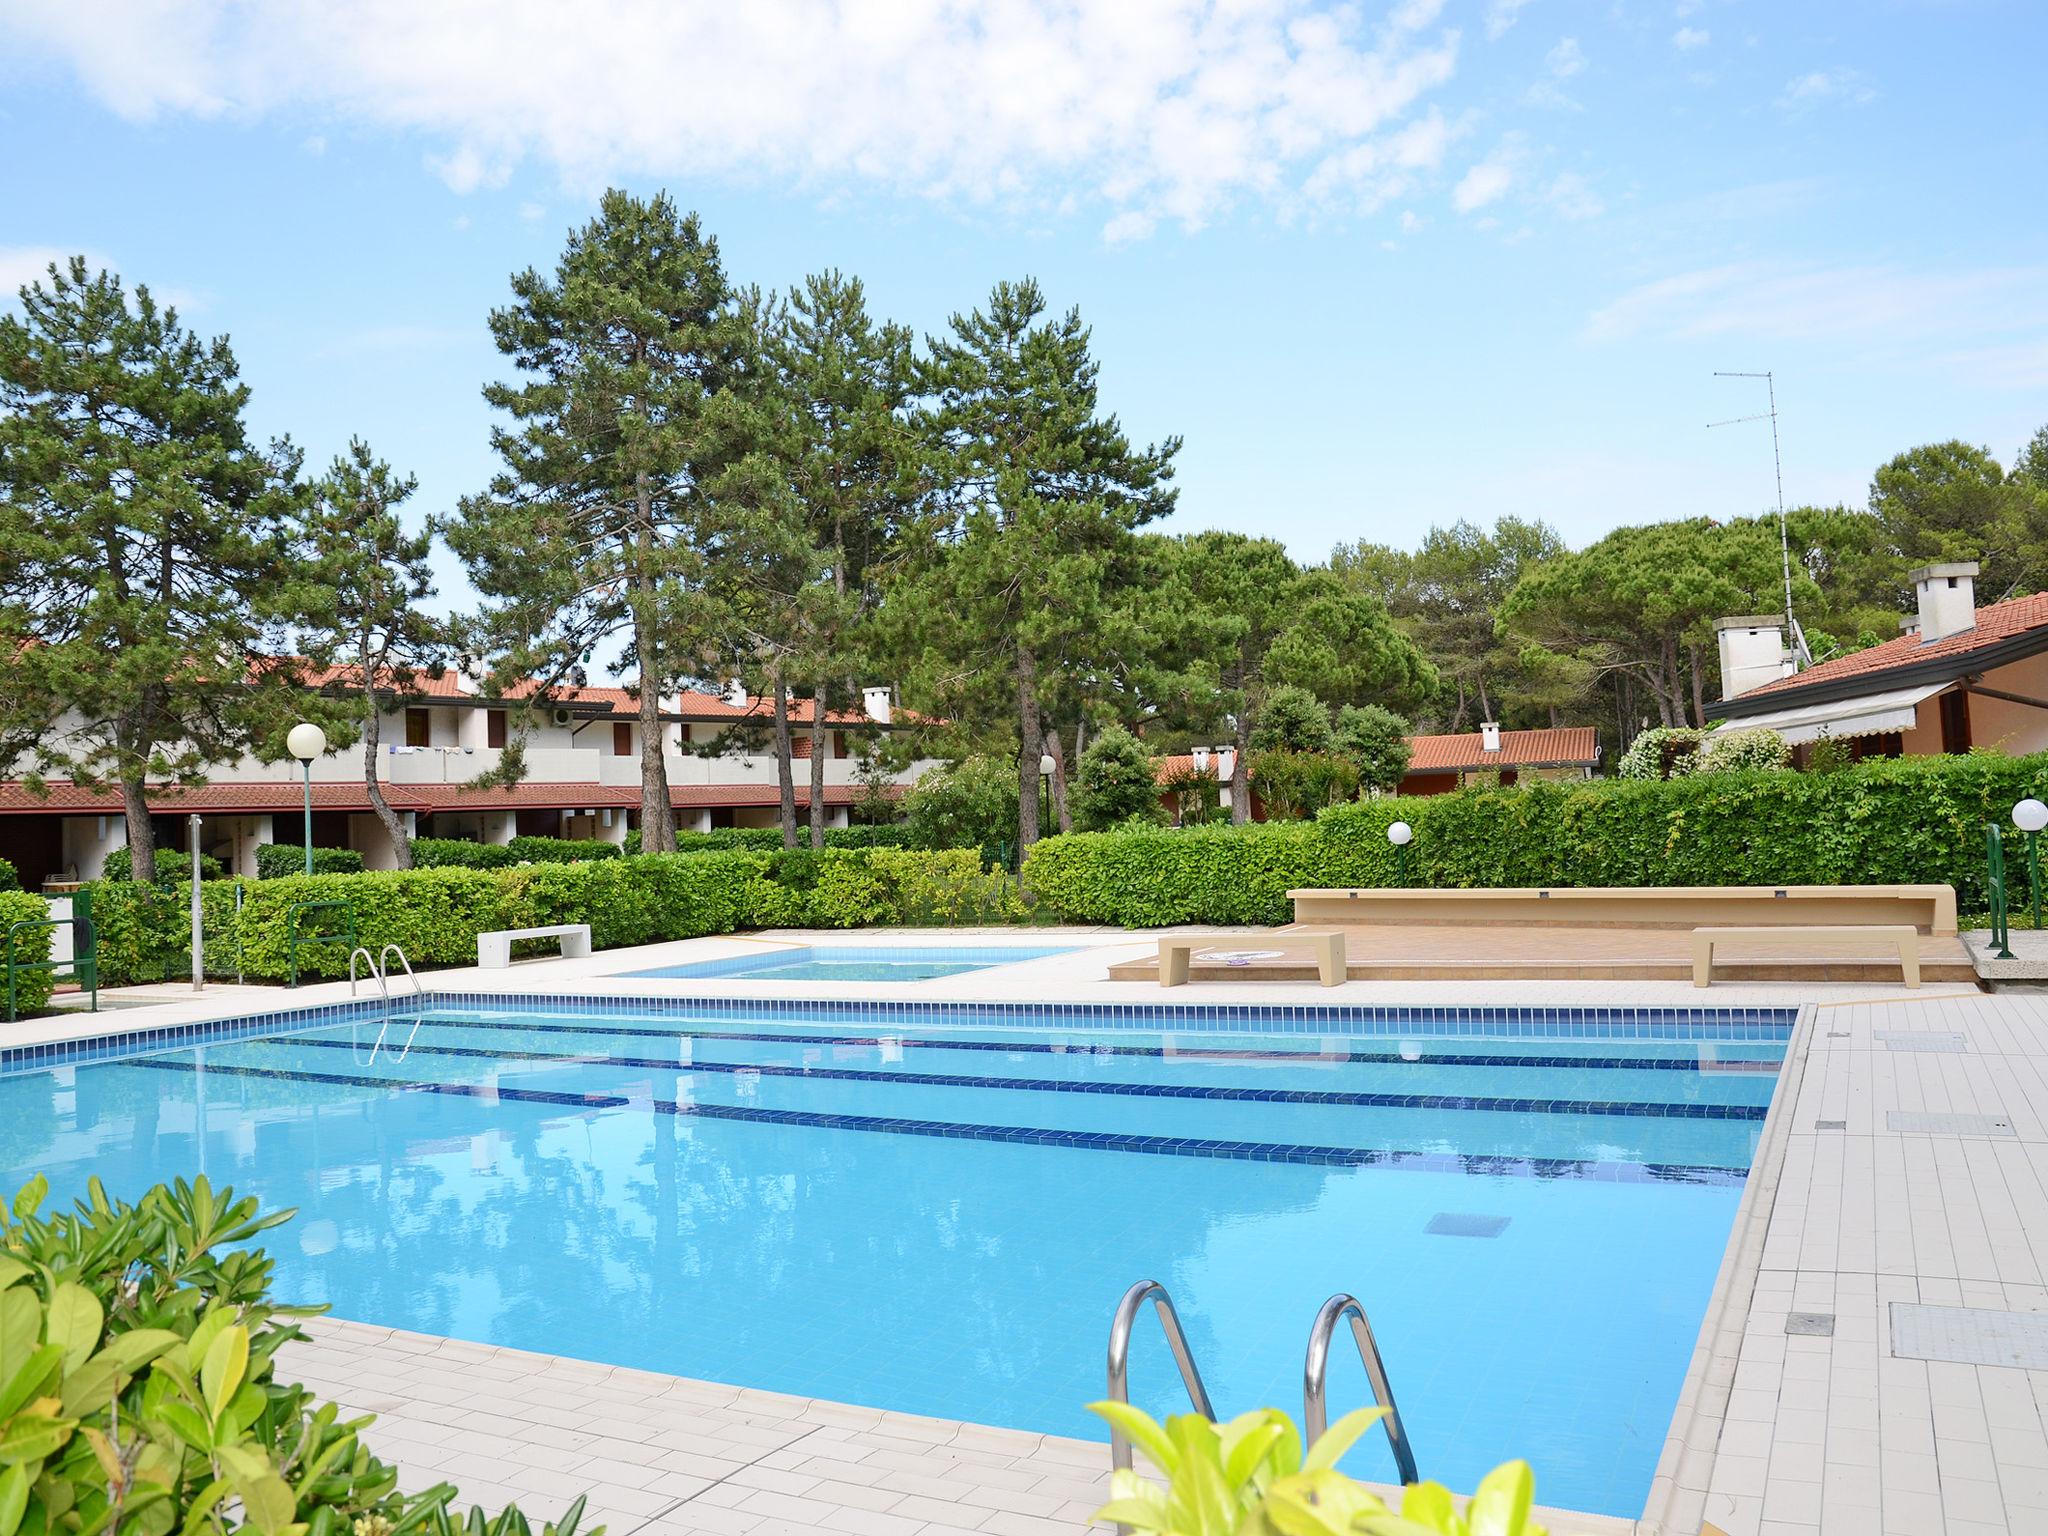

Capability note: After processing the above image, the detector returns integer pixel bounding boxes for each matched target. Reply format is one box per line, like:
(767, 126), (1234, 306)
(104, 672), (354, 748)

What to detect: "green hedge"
(411, 837), (518, 869)
(0, 890), (54, 1013)
(623, 825), (914, 854)
(507, 834), (622, 863)
(100, 847), (226, 883)
(1023, 752), (2048, 926)
(84, 847), (1020, 984)
(255, 843), (365, 878)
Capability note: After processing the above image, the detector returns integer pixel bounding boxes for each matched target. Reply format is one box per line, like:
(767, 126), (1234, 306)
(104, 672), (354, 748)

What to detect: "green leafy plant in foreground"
(0, 1173), (594, 1536)
(1089, 1402), (1557, 1536)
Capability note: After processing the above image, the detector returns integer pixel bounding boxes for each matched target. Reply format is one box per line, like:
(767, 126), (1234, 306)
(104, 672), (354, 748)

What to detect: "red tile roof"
(1733, 590), (2048, 702)
(1404, 727), (1599, 774)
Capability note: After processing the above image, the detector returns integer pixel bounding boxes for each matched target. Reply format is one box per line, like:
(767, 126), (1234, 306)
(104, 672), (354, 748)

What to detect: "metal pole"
(2031, 829), (2042, 932)
(1397, 844), (1408, 887)
(302, 759), (314, 876)
(188, 814), (204, 993)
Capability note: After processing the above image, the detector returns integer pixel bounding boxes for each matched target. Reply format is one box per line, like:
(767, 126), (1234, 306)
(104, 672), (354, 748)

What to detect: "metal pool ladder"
(1105, 1280), (1216, 1473)
(1303, 1292), (1418, 1486)
(348, 944), (424, 1064)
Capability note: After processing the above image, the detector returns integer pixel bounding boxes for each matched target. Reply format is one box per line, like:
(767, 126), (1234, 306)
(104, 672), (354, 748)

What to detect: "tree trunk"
(632, 474), (676, 853)
(1016, 646), (1042, 851)
(808, 683), (829, 850)
(120, 767), (156, 884)
(773, 673), (798, 849)
(1477, 674), (1493, 722)
(1047, 731), (1071, 834)
(1231, 710), (1253, 825)
(360, 652), (412, 870)
(1688, 645), (1708, 730)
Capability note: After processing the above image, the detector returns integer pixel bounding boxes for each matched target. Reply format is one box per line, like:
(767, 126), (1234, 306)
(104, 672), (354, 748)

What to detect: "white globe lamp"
(1387, 819), (1413, 887)
(2015, 799), (2048, 933)
(287, 722), (328, 876)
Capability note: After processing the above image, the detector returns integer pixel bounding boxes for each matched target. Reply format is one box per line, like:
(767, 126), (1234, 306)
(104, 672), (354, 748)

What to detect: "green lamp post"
(2014, 797), (2048, 931)
(286, 722), (328, 876)
(1387, 819), (1413, 887)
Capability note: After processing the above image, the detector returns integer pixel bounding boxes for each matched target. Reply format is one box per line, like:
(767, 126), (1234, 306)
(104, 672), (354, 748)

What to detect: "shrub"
(411, 837), (518, 870)
(1158, 761), (1222, 827)
(1249, 749), (1359, 820)
(1072, 726), (1164, 831)
(0, 1174), (592, 1536)
(1616, 726), (1704, 779)
(0, 857), (18, 893)
(1333, 703), (1412, 792)
(1250, 685), (1335, 753)
(506, 834), (623, 864)
(868, 847), (1024, 925)
(0, 890), (54, 1013)
(254, 843), (365, 878)
(99, 847), (227, 884)
(621, 825), (915, 855)
(1694, 726), (1790, 775)
(1025, 750), (2048, 925)
(903, 756), (1019, 854)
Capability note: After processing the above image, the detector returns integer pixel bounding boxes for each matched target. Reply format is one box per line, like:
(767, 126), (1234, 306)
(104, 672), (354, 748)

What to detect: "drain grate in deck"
(1786, 1313), (1836, 1337)
(1892, 1304), (2048, 1369)
(1873, 1032), (1969, 1053)
(1885, 1111), (2013, 1135)
(1815, 1120), (1847, 1131)
(1425, 1213), (1510, 1239)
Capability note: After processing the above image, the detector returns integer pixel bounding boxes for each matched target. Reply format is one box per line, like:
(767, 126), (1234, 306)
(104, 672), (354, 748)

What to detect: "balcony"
(379, 746), (602, 785)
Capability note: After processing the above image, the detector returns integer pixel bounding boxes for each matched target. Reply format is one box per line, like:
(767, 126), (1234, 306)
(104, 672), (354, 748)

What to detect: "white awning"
(1712, 681), (1946, 746)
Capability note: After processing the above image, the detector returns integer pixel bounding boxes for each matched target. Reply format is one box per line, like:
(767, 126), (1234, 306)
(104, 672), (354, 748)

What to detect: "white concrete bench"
(477, 924), (592, 969)
(1692, 925), (1919, 988)
(1159, 932), (1347, 988)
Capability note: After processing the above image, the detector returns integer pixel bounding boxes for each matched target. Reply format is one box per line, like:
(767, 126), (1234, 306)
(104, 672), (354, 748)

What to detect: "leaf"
(0, 1264), (31, 1295)
(218, 1445), (297, 1536)
(1463, 1460), (1535, 1536)
(1220, 1417), (1288, 1492)
(10, 1180), (46, 1223)
(0, 1347), (62, 1423)
(1397, 1482), (1459, 1532)
(0, 1410), (74, 1466)
(0, 1293), (40, 1389)
(153, 1402), (212, 1454)
(0, 1464), (27, 1536)
(1086, 1400), (1179, 1477)
(58, 1331), (181, 1419)
(199, 1325), (248, 1425)
(1262, 1469), (1392, 1536)
(1301, 1406), (1389, 1474)
(42, 1284), (102, 1373)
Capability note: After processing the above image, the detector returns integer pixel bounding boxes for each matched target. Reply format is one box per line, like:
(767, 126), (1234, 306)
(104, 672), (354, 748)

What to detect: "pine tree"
(445, 191), (749, 853)
(0, 258), (304, 882)
(906, 279), (1178, 851)
(289, 439), (447, 870)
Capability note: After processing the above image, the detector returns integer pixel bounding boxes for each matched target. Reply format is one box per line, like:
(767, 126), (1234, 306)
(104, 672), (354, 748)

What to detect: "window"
(613, 722), (633, 757)
(1939, 691), (1972, 755)
(486, 710), (507, 749)
(405, 708), (430, 747)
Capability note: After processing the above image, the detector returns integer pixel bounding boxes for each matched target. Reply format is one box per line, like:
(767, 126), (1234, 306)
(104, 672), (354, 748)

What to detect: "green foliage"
(253, 845), (364, 879)
(1249, 686), (1335, 754)
(1248, 750), (1359, 821)
(1071, 727), (1163, 831)
(410, 839), (519, 870)
(0, 859), (18, 894)
(0, 1174), (596, 1536)
(1025, 752), (2048, 925)
(866, 848), (1024, 925)
(100, 849), (228, 885)
(1694, 728), (1790, 775)
(1807, 734), (1853, 774)
(1158, 762), (1223, 827)
(622, 826), (914, 855)
(1090, 1402), (1550, 1536)
(1333, 704), (1412, 792)
(1616, 727), (1704, 780)
(0, 892), (55, 1014)
(903, 757), (1020, 855)
(505, 836), (622, 864)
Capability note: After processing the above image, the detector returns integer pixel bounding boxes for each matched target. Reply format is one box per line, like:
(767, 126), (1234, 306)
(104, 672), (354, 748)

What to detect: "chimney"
(861, 685), (893, 724)
(1714, 616), (1794, 700)
(1909, 561), (1978, 643)
(1190, 747), (1210, 774)
(724, 677), (747, 707)
(1480, 722), (1502, 753)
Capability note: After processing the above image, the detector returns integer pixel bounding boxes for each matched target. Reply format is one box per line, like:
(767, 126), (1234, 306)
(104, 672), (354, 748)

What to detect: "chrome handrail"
(1106, 1280), (1216, 1474)
(348, 947), (386, 1002)
(1303, 1293), (1417, 1486)
(378, 943), (421, 1000)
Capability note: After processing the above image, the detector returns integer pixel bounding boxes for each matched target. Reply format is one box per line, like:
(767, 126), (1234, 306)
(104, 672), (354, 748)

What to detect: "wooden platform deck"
(1103, 923), (1981, 985)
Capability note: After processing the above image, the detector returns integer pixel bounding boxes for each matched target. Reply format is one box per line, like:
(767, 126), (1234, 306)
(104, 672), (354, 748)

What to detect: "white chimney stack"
(1714, 616), (1795, 700)
(1910, 562), (1978, 643)
(1190, 747), (1210, 774)
(861, 685), (893, 724)
(724, 677), (747, 707)
(1480, 722), (1502, 753)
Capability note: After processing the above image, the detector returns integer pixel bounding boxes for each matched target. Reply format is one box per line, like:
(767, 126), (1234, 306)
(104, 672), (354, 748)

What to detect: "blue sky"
(3, 0), (2045, 623)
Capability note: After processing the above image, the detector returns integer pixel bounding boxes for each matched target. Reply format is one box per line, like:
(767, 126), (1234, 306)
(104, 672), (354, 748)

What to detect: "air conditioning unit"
(552, 708), (572, 726)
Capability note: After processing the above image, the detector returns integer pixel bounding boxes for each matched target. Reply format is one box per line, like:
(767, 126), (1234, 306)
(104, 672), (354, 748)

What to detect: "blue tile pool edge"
(0, 989), (1798, 1075)
(629, 944), (1080, 979)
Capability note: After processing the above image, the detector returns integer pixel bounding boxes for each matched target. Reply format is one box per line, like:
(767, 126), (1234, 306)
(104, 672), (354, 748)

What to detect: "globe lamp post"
(286, 723), (328, 876)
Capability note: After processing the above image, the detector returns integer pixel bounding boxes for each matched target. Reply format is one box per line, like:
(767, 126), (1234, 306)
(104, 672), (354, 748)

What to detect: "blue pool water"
(0, 997), (1789, 1518)
(629, 945), (1077, 982)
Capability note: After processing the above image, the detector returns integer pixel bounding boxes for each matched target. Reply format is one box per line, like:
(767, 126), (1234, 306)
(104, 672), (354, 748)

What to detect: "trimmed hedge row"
(1022, 752), (2048, 927)
(0, 890), (54, 1013)
(254, 844), (365, 878)
(87, 846), (1021, 984)
(622, 825), (914, 854)
(410, 834), (624, 870)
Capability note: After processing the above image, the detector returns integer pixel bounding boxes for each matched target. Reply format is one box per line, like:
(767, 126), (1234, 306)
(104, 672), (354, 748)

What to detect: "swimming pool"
(0, 994), (1791, 1517)
(628, 945), (1077, 982)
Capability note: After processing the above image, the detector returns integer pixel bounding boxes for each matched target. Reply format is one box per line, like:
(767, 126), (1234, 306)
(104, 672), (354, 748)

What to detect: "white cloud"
(1777, 67), (1875, 114)
(1545, 171), (1602, 220)
(1584, 260), (2048, 350)
(1672, 27), (1709, 52)
(301, 132), (327, 154)
(517, 201), (546, 222)
(1545, 37), (1584, 78)
(1484, 0), (1534, 41)
(1399, 209), (1423, 233)
(1453, 158), (1513, 213)
(0, 245), (77, 298)
(0, 0), (1465, 240)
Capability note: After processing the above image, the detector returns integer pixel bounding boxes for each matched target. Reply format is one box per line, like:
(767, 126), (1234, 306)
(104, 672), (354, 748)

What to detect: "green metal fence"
(5, 889), (97, 1022)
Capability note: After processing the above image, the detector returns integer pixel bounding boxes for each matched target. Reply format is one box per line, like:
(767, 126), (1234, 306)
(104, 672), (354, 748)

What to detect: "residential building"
(1712, 561), (2048, 760)
(0, 670), (931, 890)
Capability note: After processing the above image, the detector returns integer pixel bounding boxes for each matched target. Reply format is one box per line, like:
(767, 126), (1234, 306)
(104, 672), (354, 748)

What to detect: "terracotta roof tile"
(1735, 590), (2048, 701)
(1403, 727), (1599, 774)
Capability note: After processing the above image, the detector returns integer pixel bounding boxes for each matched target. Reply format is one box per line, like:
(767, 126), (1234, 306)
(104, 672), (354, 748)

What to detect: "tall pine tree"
(0, 258), (304, 881)
(446, 191), (749, 853)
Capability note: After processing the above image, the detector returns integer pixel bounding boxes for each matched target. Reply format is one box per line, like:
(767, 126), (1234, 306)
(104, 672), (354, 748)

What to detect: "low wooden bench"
(477, 923), (593, 969)
(1159, 932), (1347, 988)
(1692, 925), (1920, 988)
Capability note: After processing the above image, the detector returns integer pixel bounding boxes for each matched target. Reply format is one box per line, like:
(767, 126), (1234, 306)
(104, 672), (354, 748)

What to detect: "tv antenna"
(1709, 370), (1811, 666)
